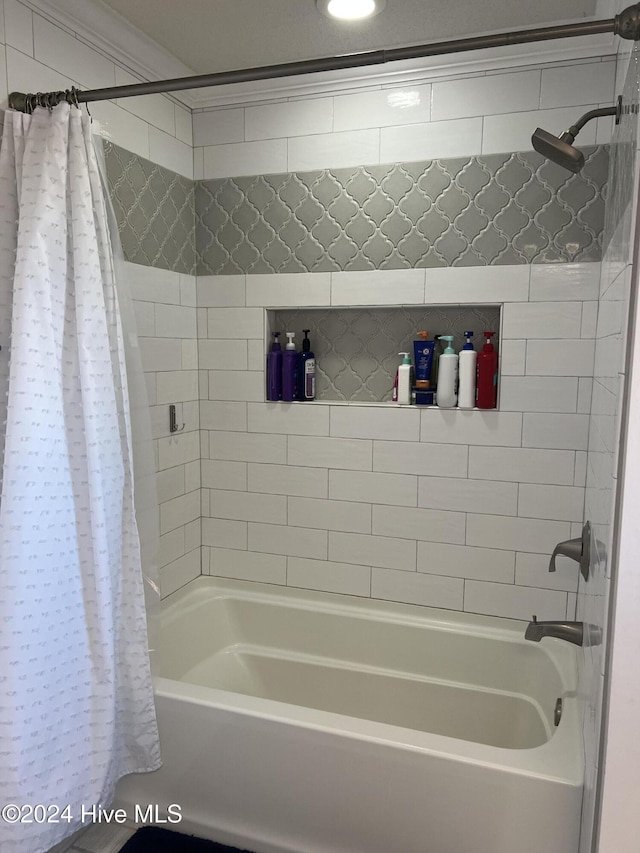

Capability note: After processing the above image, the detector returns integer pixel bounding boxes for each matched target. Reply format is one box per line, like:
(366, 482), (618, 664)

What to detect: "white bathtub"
(115, 577), (583, 853)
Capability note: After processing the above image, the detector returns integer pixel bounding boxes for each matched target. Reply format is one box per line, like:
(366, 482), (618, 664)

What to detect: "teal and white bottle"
(397, 352), (412, 405)
(436, 336), (458, 408)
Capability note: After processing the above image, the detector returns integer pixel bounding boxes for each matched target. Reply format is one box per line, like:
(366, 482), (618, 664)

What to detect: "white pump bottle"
(457, 331), (477, 409)
(436, 336), (458, 408)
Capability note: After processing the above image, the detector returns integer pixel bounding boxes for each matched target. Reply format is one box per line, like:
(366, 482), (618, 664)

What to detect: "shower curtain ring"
(71, 87), (91, 119)
(68, 87), (80, 109)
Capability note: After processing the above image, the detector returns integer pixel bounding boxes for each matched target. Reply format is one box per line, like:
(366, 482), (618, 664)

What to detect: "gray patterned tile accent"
(104, 142), (197, 275)
(273, 307), (500, 402)
(197, 147), (608, 275)
(102, 141), (608, 276)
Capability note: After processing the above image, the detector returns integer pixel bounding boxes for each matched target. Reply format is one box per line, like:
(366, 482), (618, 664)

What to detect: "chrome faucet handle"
(549, 521), (591, 582)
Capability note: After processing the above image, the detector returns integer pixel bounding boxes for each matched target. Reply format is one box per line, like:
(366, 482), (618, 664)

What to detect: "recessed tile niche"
(270, 305), (501, 403)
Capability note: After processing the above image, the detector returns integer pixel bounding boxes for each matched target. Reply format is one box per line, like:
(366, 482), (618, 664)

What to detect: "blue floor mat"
(119, 826), (254, 852)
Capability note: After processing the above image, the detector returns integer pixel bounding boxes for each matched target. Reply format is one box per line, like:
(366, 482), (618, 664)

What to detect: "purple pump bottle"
(266, 332), (282, 401)
(282, 332), (297, 402)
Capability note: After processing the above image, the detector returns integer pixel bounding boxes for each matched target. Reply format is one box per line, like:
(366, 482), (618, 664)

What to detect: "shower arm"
(563, 100), (622, 143)
(7, 3), (640, 112)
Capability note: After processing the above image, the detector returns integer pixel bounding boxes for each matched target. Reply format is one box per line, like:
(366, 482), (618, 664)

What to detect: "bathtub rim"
(162, 575), (579, 664)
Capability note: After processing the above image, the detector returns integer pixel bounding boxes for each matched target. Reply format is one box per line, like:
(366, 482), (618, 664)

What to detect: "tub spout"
(524, 615), (601, 646)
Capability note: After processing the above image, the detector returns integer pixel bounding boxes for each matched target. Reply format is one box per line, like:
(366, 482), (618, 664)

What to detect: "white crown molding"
(17, 0), (617, 113)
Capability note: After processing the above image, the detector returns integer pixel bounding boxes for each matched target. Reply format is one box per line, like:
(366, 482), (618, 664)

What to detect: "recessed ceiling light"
(317, 0), (386, 21)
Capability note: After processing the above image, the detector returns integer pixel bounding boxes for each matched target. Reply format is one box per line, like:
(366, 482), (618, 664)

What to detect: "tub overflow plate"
(554, 697), (563, 727)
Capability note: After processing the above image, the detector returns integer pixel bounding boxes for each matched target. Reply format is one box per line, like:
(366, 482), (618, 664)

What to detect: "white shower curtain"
(0, 103), (161, 853)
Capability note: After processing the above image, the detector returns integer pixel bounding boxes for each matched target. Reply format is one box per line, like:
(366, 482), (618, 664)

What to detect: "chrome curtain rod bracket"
(8, 4), (640, 113)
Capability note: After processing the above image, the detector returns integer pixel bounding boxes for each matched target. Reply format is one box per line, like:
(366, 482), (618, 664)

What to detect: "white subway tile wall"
(128, 263), (201, 596)
(333, 85), (431, 132)
(201, 263), (599, 620)
(4, 0), (32, 56)
(331, 269), (425, 306)
(287, 557), (371, 596)
(193, 59), (615, 179)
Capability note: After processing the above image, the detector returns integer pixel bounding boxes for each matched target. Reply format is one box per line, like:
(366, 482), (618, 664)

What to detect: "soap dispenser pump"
(282, 332), (298, 402)
(436, 336), (458, 409)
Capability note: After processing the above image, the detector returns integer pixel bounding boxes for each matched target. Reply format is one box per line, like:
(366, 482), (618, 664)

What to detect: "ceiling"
(98, 0), (599, 76)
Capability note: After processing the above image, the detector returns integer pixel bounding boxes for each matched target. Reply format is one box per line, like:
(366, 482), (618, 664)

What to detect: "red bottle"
(476, 331), (498, 409)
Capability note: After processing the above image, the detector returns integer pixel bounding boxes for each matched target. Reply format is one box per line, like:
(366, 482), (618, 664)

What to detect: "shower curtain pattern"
(0, 104), (160, 853)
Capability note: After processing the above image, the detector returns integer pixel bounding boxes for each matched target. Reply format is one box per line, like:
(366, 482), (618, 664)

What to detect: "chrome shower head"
(532, 99), (621, 173)
(531, 127), (584, 173)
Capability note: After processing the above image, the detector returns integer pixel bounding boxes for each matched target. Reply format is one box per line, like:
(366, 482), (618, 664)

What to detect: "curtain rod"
(8, 4), (640, 112)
